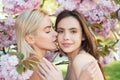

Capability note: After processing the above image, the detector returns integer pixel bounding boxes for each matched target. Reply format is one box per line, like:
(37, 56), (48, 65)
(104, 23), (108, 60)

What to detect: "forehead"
(38, 16), (52, 30)
(41, 16), (52, 27)
(57, 16), (81, 29)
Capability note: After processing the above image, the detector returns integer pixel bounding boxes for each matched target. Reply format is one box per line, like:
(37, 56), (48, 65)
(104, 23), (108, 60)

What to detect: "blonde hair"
(15, 8), (48, 59)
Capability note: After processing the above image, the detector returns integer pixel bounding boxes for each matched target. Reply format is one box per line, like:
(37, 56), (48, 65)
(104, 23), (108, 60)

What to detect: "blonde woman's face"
(32, 16), (57, 52)
(57, 16), (84, 55)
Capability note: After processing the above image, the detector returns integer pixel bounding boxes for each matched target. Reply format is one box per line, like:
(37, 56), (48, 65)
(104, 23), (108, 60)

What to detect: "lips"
(53, 38), (57, 42)
(53, 39), (57, 45)
(62, 43), (72, 47)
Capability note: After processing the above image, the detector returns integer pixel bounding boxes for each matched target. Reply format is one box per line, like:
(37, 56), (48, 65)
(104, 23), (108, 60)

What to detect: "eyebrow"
(44, 26), (52, 29)
(57, 27), (77, 30)
(69, 28), (77, 30)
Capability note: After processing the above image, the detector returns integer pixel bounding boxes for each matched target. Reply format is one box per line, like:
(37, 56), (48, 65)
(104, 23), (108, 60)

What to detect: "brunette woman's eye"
(71, 30), (77, 33)
(57, 30), (63, 33)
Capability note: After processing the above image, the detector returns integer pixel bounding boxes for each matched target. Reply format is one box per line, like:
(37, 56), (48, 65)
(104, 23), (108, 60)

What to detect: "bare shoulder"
(72, 50), (96, 78)
(73, 50), (96, 67)
(73, 50), (104, 80)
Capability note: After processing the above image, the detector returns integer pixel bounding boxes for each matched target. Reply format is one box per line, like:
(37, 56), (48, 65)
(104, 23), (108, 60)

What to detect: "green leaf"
(16, 64), (24, 74)
(29, 56), (39, 62)
(25, 63), (33, 70)
(17, 53), (24, 60)
(114, 0), (120, 4)
(23, 60), (34, 70)
(91, 23), (102, 28)
(27, 60), (38, 67)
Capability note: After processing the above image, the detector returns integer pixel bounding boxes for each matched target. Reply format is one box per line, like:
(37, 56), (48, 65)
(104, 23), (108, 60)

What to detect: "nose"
(52, 28), (58, 36)
(63, 33), (69, 40)
(54, 30), (58, 36)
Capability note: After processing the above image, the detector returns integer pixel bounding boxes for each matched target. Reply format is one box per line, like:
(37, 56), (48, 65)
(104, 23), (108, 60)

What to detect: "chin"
(62, 48), (71, 52)
(62, 50), (72, 53)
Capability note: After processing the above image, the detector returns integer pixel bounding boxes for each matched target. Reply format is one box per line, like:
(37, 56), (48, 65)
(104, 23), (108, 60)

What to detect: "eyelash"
(57, 30), (77, 34)
(57, 30), (63, 33)
(46, 31), (50, 33)
(71, 31), (77, 33)
(46, 28), (52, 33)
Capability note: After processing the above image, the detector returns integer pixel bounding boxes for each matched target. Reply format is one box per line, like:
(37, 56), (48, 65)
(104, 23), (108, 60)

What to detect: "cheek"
(74, 35), (82, 44)
(57, 34), (62, 40)
(35, 37), (50, 48)
(57, 36), (63, 46)
(36, 34), (49, 44)
(57, 37), (61, 44)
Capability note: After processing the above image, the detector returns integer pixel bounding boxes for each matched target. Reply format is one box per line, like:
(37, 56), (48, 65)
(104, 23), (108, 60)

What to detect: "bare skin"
(38, 58), (99, 80)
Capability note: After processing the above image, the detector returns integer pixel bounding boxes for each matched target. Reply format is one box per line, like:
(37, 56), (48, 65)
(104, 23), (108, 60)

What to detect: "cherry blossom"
(56, 0), (119, 38)
(56, 0), (120, 64)
(0, 54), (33, 80)
(2, 0), (41, 15)
(56, 0), (81, 11)
(99, 49), (115, 65)
(0, 16), (16, 49)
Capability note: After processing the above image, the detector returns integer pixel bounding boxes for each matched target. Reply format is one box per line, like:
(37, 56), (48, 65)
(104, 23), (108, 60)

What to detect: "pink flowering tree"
(0, 1), (120, 79)
(56, 0), (120, 64)
(0, 0), (42, 79)
(0, 16), (16, 51)
(0, 0), (41, 52)
(2, 0), (41, 15)
(0, 0), (120, 66)
(56, 0), (119, 38)
(0, 0), (57, 62)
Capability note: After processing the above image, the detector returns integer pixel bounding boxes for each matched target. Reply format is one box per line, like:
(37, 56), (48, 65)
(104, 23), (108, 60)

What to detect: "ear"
(25, 35), (34, 44)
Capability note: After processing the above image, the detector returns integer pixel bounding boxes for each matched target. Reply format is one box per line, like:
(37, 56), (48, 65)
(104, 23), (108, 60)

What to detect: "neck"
(67, 48), (80, 62)
(33, 47), (46, 60)
(37, 50), (45, 58)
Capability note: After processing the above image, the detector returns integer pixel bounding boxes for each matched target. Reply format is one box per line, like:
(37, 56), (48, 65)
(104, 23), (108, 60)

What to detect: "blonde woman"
(15, 8), (63, 80)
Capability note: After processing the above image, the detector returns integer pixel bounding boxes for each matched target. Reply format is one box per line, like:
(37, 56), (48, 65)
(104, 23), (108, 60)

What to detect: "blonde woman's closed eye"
(44, 26), (52, 33)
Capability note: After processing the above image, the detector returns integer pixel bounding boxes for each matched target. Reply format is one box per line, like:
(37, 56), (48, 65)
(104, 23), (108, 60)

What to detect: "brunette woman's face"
(32, 16), (57, 52)
(57, 16), (84, 54)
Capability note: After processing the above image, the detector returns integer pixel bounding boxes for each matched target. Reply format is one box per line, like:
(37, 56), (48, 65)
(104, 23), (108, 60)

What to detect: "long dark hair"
(55, 10), (106, 80)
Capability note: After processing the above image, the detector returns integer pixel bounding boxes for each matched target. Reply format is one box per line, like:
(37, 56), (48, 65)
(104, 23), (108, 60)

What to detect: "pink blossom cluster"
(56, 0), (98, 14)
(56, 0), (80, 11)
(0, 54), (33, 80)
(2, 0), (41, 15)
(56, 0), (120, 38)
(76, 0), (98, 14)
(84, 0), (119, 38)
(0, 16), (16, 49)
(0, 0), (41, 49)
(99, 49), (115, 65)
(94, 19), (117, 38)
